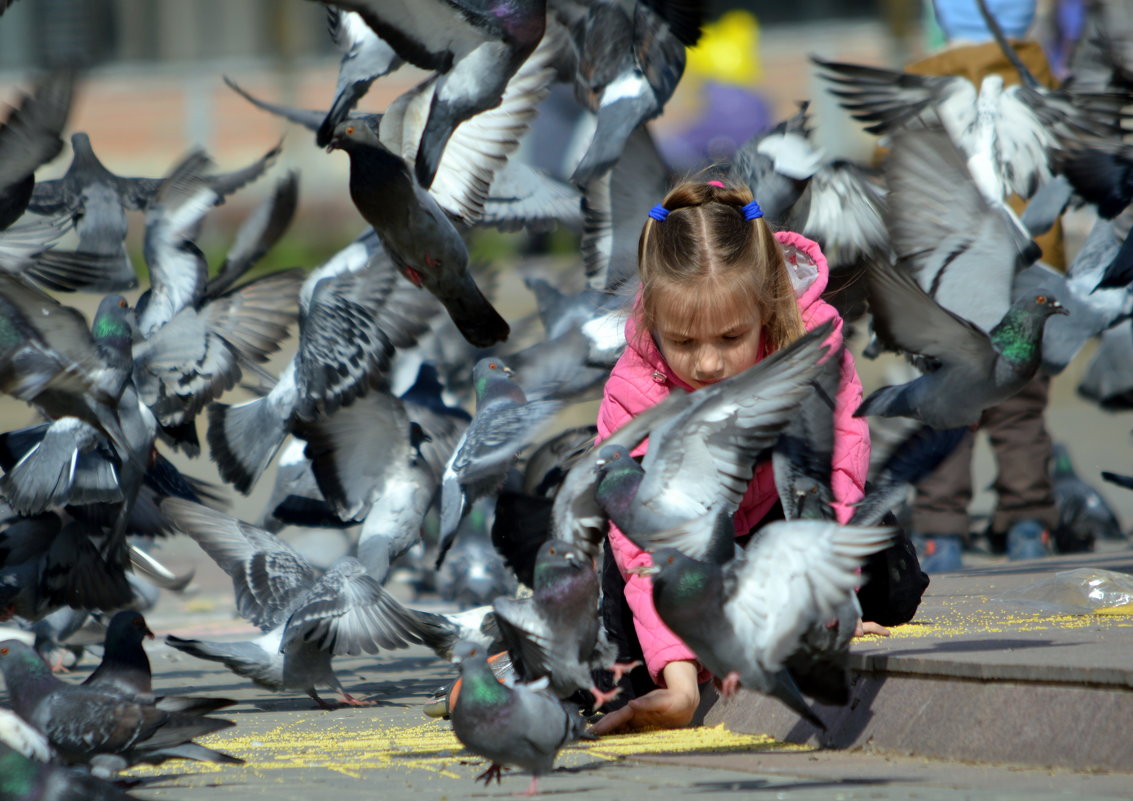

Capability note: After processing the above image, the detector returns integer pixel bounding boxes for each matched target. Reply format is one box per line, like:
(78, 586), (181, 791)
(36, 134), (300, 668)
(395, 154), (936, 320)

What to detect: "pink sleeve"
(607, 521), (707, 684)
(596, 369), (707, 685)
(800, 298), (871, 524)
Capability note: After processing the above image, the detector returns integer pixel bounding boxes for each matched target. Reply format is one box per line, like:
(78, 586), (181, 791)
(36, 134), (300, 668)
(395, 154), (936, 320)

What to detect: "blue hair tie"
(742, 200), (763, 221)
(648, 204), (669, 222)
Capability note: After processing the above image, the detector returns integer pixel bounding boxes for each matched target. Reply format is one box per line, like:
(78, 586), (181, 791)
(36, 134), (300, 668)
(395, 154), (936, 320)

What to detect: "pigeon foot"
(476, 762), (505, 785)
(338, 693), (376, 707)
(589, 684), (621, 710)
(608, 660), (642, 683)
(718, 671), (741, 701)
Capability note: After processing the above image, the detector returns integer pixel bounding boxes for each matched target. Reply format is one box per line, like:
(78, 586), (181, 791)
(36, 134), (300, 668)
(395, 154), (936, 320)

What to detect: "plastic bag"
(993, 568), (1133, 615)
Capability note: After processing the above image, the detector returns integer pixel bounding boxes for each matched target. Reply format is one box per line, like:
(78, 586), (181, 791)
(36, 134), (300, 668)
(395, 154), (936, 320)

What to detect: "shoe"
(916, 534), (964, 573)
(1006, 519), (1052, 560)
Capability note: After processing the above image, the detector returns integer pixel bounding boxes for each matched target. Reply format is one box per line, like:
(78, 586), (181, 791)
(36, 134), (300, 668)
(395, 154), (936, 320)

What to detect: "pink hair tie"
(707, 180), (725, 188)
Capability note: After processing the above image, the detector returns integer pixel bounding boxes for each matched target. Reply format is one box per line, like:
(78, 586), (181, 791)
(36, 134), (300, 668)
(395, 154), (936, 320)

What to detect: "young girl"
(590, 179), (880, 734)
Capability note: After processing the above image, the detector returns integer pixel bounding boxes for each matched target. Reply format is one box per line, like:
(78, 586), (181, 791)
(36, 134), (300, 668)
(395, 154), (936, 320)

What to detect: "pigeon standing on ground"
(0, 740), (141, 801)
(82, 610), (235, 715)
(637, 520), (894, 728)
(448, 639), (587, 795)
(0, 639), (240, 776)
(1050, 443), (1124, 544)
(326, 119), (510, 348)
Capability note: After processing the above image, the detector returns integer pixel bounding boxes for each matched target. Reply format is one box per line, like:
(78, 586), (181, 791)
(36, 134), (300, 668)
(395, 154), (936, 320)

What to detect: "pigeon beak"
(628, 565), (659, 577)
(145, 627), (155, 640)
(1053, 301), (1069, 316)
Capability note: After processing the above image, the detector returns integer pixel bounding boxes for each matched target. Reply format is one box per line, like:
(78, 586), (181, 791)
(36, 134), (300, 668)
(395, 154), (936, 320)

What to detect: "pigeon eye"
(0, 647), (7, 655)
(1035, 295), (1046, 304)
(117, 299), (127, 308)
(489, 362), (498, 369)
(548, 547), (556, 554)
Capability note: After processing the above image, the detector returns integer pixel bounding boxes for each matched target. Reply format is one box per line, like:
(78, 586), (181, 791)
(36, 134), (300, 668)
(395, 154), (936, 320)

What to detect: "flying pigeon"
(856, 256), (1068, 430)
(636, 519), (893, 728)
(307, 0), (547, 188)
(326, 119), (510, 348)
(492, 539), (623, 709)
(160, 499), (427, 707)
(206, 230), (440, 494)
(436, 358), (562, 567)
(554, 0), (704, 185)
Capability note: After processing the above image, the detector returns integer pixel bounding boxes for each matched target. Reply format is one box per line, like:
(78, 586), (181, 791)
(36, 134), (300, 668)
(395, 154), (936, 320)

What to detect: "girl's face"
(652, 282), (763, 390)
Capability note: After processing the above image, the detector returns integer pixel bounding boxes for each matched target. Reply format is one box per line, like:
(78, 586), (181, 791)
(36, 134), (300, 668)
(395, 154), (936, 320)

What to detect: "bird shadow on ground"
(872, 636), (1073, 658)
(690, 777), (896, 793)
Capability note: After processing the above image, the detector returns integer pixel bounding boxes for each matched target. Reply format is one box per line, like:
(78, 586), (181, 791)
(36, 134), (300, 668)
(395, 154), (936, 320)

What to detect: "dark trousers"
(911, 373), (1059, 539)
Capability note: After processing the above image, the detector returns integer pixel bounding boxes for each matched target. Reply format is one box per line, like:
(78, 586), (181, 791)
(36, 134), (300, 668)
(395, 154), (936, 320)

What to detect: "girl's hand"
(854, 619), (890, 637)
(588, 660), (699, 735)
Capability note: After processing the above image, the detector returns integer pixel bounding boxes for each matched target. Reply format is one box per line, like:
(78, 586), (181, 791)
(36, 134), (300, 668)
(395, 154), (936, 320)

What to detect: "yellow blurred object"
(686, 10), (761, 86)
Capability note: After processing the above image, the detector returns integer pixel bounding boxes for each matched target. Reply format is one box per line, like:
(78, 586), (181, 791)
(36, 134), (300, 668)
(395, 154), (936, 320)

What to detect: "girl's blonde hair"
(637, 180), (806, 353)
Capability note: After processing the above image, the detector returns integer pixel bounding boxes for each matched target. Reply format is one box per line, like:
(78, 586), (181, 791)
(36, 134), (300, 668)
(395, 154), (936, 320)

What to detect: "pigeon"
(636, 519), (894, 728)
(27, 133), (280, 292)
(0, 639), (240, 776)
(1050, 443), (1124, 544)
(593, 322), (834, 555)
(433, 498), (518, 608)
(0, 707), (53, 762)
(81, 610), (235, 715)
(856, 253), (1068, 430)
(326, 119), (510, 348)
(436, 358), (562, 567)
(159, 498), (426, 707)
(307, 0), (548, 189)
(0, 740), (141, 801)
(1011, 211), (1132, 374)
(812, 40), (1133, 204)
(0, 71), (74, 232)
(880, 126), (1037, 336)
(1078, 319), (1133, 410)
(206, 230), (441, 494)
(554, 0), (704, 185)
(316, 7), (403, 147)
(726, 102), (824, 225)
(492, 539), (622, 709)
(448, 639), (588, 795)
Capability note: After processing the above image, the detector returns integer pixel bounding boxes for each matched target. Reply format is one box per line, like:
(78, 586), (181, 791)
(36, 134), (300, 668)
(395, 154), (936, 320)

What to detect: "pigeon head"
(992, 292), (1069, 367)
(471, 358), (522, 406)
(0, 639), (56, 704)
(92, 295), (132, 343)
(450, 639), (485, 666)
(326, 118), (382, 153)
(531, 539), (594, 599)
(593, 443), (644, 521)
(105, 610), (155, 647)
(645, 548), (718, 607)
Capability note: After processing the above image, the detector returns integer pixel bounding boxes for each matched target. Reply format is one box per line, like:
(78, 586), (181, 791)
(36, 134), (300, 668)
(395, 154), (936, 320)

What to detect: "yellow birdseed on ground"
(125, 719), (803, 784)
(856, 600), (1133, 641)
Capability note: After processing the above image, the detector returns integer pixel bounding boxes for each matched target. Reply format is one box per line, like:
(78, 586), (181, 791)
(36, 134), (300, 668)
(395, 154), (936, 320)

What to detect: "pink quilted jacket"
(595, 231), (871, 684)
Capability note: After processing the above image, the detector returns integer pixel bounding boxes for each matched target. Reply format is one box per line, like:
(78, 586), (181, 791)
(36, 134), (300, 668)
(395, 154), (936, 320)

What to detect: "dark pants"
(912, 374), (1059, 541)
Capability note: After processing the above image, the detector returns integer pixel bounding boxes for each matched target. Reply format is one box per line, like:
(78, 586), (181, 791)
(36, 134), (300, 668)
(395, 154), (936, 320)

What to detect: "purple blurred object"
(657, 82), (771, 172)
